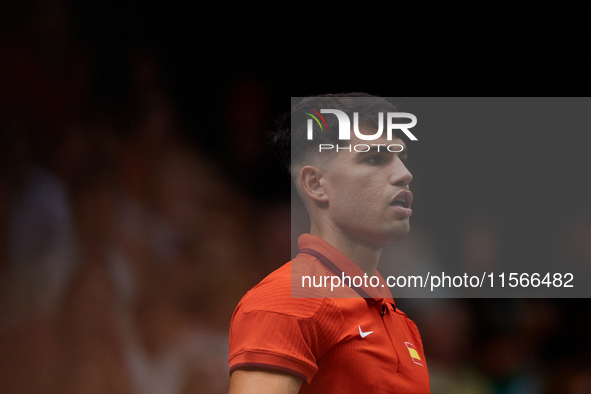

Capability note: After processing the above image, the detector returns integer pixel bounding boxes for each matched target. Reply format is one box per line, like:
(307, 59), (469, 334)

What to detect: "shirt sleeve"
(228, 305), (319, 384)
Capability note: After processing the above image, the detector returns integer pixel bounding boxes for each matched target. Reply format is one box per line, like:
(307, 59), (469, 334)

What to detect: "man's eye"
(366, 155), (384, 164)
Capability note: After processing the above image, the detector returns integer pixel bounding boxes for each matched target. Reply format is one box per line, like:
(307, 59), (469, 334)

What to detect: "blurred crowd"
(0, 2), (288, 392)
(1, 1), (590, 393)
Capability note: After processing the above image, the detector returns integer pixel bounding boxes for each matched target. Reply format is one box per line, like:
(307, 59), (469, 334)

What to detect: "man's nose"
(389, 159), (413, 187)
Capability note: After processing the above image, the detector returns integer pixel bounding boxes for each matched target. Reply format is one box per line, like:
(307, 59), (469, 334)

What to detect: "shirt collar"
(297, 233), (395, 309)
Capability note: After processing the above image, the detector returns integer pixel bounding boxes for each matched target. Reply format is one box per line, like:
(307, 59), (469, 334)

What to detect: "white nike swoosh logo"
(359, 325), (373, 338)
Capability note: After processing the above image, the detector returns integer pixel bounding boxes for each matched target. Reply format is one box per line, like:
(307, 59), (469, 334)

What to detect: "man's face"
(322, 133), (413, 248)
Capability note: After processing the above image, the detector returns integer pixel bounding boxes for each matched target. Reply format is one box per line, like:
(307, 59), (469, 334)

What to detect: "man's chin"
(371, 224), (410, 247)
(388, 223), (411, 242)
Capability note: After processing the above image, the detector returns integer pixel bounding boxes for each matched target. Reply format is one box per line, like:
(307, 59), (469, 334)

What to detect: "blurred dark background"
(1, 1), (590, 393)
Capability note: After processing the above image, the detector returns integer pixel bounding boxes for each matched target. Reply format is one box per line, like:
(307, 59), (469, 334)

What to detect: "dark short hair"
(272, 93), (400, 175)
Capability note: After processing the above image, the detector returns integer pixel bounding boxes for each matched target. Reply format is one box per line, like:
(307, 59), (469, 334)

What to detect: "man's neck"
(310, 222), (382, 276)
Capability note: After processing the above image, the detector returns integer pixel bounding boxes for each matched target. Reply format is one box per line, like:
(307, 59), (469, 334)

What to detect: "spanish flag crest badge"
(405, 342), (423, 366)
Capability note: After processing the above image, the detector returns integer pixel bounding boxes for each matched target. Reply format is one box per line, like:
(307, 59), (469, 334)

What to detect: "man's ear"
(299, 165), (329, 203)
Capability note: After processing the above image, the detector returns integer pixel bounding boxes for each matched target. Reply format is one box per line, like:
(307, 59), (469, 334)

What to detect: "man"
(228, 94), (430, 393)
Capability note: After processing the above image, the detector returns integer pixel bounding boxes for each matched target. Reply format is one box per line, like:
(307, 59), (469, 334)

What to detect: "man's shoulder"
(236, 254), (333, 319)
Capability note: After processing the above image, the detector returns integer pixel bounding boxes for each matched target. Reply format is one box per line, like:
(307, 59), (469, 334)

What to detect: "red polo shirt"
(229, 234), (430, 393)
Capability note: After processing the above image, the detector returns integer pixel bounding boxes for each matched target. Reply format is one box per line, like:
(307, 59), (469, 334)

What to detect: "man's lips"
(389, 190), (413, 216)
(390, 190), (413, 209)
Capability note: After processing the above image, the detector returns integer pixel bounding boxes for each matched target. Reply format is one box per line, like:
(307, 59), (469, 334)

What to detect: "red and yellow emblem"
(405, 342), (423, 366)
